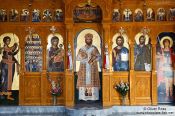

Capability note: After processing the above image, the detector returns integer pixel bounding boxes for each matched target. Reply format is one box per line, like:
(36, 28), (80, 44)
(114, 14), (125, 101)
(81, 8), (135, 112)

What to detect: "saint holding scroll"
(76, 33), (101, 101)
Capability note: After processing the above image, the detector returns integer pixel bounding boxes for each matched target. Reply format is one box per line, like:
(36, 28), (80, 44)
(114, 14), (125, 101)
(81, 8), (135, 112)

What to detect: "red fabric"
(170, 48), (175, 63)
(103, 54), (106, 69)
(161, 48), (175, 65)
(67, 55), (70, 68)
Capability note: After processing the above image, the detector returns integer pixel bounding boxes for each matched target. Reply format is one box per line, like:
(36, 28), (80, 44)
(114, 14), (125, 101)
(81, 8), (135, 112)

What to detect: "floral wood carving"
(65, 0), (112, 21)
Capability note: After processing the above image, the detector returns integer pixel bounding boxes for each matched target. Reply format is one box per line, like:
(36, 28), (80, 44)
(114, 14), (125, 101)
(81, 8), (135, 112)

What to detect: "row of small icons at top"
(113, 8), (175, 22)
(0, 9), (63, 22)
(0, 7), (175, 22)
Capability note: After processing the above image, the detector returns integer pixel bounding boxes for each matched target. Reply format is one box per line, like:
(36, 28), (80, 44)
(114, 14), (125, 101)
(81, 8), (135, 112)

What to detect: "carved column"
(65, 24), (74, 106)
(40, 28), (48, 105)
(143, 0), (147, 22)
(130, 42), (135, 71)
(151, 43), (157, 105)
(19, 46), (25, 105)
(129, 42), (135, 105)
(19, 29), (25, 105)
(102, 23), (111, 106)
(41, 45), (47, 105)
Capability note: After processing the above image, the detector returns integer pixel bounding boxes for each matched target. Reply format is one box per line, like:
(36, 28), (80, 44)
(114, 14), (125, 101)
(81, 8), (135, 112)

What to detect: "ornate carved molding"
(65, 0), (112, 22)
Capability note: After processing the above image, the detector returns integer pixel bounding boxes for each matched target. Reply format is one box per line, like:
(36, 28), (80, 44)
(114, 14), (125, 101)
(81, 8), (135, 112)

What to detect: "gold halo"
(0, 33), (20, 90)
(160, 36), (173, 48)
(123, 9), (132, 15)
(135, 8), (143, 14)
(47, 33), (64, 49)
(112, 33), (129, 49)
(75, 29), (101, 72)
(0, 33), (19, 46)
(135, 32), (149, 45)
(147, 8), (153, 13)
(157, 8), (165, 13)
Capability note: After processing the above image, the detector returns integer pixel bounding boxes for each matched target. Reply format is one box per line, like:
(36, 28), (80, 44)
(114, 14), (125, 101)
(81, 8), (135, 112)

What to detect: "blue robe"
(134, 44), (151, 71)
(0, 46), (18, 92)
(112, 46), (129, 71)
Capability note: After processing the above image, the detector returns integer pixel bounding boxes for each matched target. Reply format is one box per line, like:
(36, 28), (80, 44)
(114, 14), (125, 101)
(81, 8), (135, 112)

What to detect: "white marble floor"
(0, 105), (175, 116)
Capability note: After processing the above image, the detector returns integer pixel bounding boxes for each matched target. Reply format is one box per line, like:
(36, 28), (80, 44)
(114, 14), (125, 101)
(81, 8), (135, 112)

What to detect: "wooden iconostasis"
(0, 0), (175, 106)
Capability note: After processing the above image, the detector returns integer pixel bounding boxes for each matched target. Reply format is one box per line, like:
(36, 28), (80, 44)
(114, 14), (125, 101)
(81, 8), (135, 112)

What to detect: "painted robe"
(77, 45), (101, 101)
(157, 48), (175, 103)
(48, 47), (64, 72)
(0, 44), (19, 92)
(112, 46), (129, 71)
(134, 44), (151, 71)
